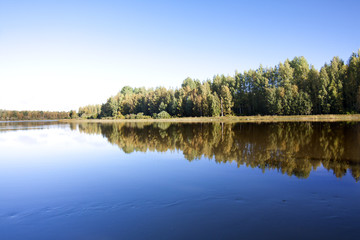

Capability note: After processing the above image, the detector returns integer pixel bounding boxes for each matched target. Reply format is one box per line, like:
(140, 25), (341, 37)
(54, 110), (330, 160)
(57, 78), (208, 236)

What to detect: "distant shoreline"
(60, 114), (360, 123)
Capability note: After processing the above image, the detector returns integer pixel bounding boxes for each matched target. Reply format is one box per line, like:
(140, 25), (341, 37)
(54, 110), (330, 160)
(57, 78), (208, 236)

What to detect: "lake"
(0, 120), (359, 239)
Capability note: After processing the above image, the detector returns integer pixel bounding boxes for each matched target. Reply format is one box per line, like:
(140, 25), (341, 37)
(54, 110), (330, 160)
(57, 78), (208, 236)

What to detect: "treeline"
(78, 50), (360, 118)
(0, 110), (70, 121)
(70, 121), (360, 181)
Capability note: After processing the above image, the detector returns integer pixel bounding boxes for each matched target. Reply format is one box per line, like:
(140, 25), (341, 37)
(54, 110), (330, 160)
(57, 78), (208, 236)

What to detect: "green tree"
(208, 93), (221, 116)
(344, 50), (360, 112)
(318, 67), (331, 113)
(181, 77), (196, 90)
(69, 110), (78, 119)
(220, 85), (233, 116)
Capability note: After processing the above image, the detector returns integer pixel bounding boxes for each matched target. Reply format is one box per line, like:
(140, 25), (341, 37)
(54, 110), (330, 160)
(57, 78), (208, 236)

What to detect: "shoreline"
(59, 114), (360, 123)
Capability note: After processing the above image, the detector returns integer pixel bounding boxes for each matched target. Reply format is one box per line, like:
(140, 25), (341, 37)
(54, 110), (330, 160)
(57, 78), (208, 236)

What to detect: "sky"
(0, 0), (359, 111)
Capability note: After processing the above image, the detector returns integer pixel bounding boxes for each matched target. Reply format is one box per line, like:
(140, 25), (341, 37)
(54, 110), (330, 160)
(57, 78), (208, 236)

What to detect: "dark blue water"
(0, 121), (359, 239)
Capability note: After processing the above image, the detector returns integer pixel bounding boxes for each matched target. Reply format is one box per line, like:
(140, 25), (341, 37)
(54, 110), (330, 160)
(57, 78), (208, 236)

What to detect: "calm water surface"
(0, 121), (359, 239)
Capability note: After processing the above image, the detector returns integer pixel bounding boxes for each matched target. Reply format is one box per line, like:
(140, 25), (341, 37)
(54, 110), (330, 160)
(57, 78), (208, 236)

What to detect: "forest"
(78, 50), (360, 119)
(0, 110), (70, 121)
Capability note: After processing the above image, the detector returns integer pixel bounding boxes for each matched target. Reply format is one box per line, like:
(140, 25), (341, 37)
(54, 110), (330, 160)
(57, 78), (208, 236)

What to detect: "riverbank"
(60, 114), (360, 123)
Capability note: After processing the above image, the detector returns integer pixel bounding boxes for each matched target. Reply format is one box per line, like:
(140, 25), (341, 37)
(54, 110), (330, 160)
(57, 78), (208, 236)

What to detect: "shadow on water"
(67, 121), (360, 181)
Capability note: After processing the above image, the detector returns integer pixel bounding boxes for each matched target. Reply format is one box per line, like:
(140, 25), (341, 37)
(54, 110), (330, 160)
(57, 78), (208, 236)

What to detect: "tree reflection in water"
(70, 121), (360, 181)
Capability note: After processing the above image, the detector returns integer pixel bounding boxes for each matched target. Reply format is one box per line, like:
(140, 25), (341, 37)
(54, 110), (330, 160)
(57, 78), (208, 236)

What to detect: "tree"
(307, 66), (321, 114)
(156, 111), (171, 119)
(181, 77), (196, 90)
(344, 50), (360, 112)
(327, 57), (345, 113)
(78, 49), (360, 118)
(208, 93), (221, 116)
(290, 56), (310, 91)
(318, 67), (331, 113)
(220, 85), (233, 116)
(69, 110), (78, 119)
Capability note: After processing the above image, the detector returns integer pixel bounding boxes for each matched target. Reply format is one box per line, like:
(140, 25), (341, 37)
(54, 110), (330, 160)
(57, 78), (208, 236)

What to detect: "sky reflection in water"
(0, 121), (359, 240)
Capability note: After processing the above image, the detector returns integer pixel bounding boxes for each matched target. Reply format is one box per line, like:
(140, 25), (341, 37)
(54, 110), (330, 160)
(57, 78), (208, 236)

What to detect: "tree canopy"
(76, 49), (360, 119)
(0, 110), (70, 120)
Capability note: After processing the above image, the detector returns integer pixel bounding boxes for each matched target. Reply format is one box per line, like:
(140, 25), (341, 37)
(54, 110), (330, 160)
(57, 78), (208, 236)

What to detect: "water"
(0, 121), (359, 239)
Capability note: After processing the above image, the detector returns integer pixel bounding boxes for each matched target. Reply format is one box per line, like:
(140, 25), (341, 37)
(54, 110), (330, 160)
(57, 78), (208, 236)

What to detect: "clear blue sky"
(0, 0), (359, 111)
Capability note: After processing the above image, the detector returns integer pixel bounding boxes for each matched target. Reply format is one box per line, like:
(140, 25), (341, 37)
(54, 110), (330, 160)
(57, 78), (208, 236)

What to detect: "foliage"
(0, 110), (70, 120)
(69, 110), (78, 119)
(155, 111), (171, 119)
(79, 50), (360, 118)
(124, 112), (151, 119)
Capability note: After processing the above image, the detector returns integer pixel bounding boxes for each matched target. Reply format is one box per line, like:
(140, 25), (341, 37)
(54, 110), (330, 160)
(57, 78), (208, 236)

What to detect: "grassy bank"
(60, 114), (360, 123)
